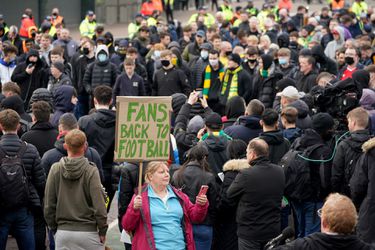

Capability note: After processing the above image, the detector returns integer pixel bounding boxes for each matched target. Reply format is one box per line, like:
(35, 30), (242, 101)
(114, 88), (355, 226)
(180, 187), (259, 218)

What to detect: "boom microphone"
(264, 227), (295, 249)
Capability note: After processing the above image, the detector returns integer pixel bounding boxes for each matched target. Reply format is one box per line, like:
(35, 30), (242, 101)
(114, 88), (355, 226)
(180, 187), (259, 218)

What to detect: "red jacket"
(122, 184), (209, 250)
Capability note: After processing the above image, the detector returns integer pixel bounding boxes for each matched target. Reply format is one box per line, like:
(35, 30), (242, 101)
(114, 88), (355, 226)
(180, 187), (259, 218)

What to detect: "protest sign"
(114, 96), (172, 162)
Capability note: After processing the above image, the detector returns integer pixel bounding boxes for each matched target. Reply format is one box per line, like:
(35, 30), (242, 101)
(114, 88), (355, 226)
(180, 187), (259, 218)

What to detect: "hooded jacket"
(324, 27), (345, 60)
(312, 45), (338, 75)
(82, 45), (118, 95)
(47, 72), (72, 94)
(50, 85), (76, 127)
(224, 115), (263, 144)
(0, 57), (17, 84)
(152, 66), (191, 97)
(1, 95), (32, 122)
(276, 232), (373, 250)
(11, 49), (49, 107)
(227, 156), (285, 242)
(350, 137), (375, 244)
(78, 109), (116, 169)
(44, 156), (108, 235)
(259, 130), (290, 164)
(213, 159), (250, 250)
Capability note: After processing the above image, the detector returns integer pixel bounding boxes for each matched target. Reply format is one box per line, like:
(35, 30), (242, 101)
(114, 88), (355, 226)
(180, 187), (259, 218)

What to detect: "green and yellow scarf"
(203, 65), (225, 99)
(221, 66), (242, 99)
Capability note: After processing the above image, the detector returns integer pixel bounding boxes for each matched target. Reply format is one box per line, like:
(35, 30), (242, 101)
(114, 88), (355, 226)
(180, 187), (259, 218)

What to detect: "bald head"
(247, 138), (269, 161)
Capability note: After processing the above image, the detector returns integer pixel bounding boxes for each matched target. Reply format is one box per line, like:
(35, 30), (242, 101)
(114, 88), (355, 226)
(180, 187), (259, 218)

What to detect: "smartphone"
(196, 88), (203, 99)
(198, 185), (209, 196)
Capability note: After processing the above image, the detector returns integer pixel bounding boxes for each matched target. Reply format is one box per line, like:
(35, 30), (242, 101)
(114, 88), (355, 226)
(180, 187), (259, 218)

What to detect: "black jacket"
(112, 72), (145, 103)
(171, 161), (217, 225)
(293, 129), (334, 201)
(152, 66), (191, 96)
(0, 134), (45, 210)
(259, 130), (290, 164)
(214, 159), (249, 250)
(275, 232), (373, 250)
(295, 70), (318, 93)
(224, 115), (263, 144)
(11, 50), (49, 107)
(78, 109), (116, 170)
(350, 137), (375, 244)
(253, 70), (283, 108)
(71, 54), (95, 95)
(221, 67), (253, 104)
(331, 130), (371, 197)
(200, 133), (231, 176)
(83, 60), (118, 95)
(227, 157), (285, 241)
(41, 135), (104, 182)
(311, 45), (338, 76)
(21, 121), (58, 157)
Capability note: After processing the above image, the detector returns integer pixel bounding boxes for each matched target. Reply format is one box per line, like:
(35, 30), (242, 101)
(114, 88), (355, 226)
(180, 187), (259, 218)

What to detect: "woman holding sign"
(122, 161), (209, 250)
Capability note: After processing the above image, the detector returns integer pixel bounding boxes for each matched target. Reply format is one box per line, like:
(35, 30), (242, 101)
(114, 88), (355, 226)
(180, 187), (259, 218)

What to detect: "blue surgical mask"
(98, 53), (107, 62)
(279, 57), (288, 65)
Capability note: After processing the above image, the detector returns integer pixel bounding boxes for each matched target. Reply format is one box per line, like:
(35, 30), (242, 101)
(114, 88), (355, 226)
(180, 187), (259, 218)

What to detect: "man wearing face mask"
(191, 43), (212, 89)
(201, 49), (225, 114)
(288, 113), (335, 238)
(71, 39), (95, 118)
(242, 46), (259, 77)
(183, 30), (206, 63)
(83, 45), (118, 107)
(110, 39), (129, 68)
(276, 48), (296, 78)
(220, 53), (253, 105)
(338, 47), (364, 81)
(0, 44), (18, 84)
(152, 50), (191, 96)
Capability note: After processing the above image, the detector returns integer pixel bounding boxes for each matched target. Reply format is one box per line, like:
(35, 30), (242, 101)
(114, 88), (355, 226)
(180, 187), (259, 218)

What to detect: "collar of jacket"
(200, 130), (231, 141)
(249, 156), (270, 166)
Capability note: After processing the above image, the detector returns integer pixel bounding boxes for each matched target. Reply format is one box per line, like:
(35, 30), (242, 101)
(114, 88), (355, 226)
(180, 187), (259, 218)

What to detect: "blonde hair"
(145, 161), (168, 183)
(322, 193), (358, 235)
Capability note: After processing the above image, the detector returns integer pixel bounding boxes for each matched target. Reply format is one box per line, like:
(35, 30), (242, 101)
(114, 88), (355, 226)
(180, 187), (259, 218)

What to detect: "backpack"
(341, 141), (364, 186)
(0, 142), (29, 210)
(280, 143), (324, 201)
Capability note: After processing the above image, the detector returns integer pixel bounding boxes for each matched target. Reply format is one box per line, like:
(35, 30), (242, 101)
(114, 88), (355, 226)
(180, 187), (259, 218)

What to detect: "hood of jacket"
(93, 109), (116, 128)
(277, 33), (290, 48)
(53, 85), (75, 112)
(260, 130), (285, 145)
(187, 115), (205, 134)
(60, 156), (89, 180)
(225, 96), (245, 119)
(1, 95), (27, 115)
(223, 159), (249, 171)
(360, 88), (375, 110)
(95, 44), (109, 59)
(362, 136), (375, 152)
(26, 49), (43, 68)
(301, 233), (371, 249)
(311, 44), (327, 63)
(170, 47), (183, 67)
(298, 128), (324, 148)
(347, 130), (372, 152)
(204, 134), (229, 152)
(238, 115), (262, 130)
(333, 26), (345, 44)
(352, 69), (370, 90)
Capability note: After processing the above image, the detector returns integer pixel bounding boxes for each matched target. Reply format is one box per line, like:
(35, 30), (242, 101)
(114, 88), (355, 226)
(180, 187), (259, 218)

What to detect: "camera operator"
(275, 193), (373, 250)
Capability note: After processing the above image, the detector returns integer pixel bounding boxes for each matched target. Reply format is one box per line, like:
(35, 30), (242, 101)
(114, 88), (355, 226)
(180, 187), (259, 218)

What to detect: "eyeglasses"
(317, 208), (322, 217)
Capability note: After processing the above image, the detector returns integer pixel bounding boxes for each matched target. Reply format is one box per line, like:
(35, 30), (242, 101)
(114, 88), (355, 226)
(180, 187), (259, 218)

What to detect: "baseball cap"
(196, 30), (206, 38)
(87, 10), (94, 16)
(281, 86), (300, 99)
(205, 112), (223, 129)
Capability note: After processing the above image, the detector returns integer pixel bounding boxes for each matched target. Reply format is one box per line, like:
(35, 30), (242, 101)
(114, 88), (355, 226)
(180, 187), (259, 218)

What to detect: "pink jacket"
(122, 184), (209, 250)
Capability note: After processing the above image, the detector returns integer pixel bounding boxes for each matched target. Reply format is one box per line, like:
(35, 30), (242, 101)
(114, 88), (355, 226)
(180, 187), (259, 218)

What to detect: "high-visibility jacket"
(331, 0), (345, 10)
(128, 22), (140, 40)
(220, 5), (233, 21)
(352, 1), (368, 17)
(163, 0), (174, 9)
(19, 17), (36, 38)
(147, 17), (158, 27)
(79, 17), (97, 38)
(188, 13), (215, 27)
(52, 15), (64, 27)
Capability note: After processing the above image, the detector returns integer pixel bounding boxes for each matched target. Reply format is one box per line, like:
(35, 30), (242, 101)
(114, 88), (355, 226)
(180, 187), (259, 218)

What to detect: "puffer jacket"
(122, 184), (208, 250)
(332, 130), (372, 197)
(0, 134), (45, 211)
(50, 85), (76, 127)
(78, 109), (116, 169)
(27, 88), (54, 112)
(350, 137), (375, 244)
(253, 67), (283, 108)
(40, 135), (104, 182)
(82, 45), (118, 95)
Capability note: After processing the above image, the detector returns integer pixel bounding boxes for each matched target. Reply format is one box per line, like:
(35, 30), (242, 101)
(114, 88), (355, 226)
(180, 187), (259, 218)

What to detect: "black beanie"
(261, 54), (274, 70)
(275, 78), (296, 92)
(172, 93), (187, 115)
(312, 113), (334, 134)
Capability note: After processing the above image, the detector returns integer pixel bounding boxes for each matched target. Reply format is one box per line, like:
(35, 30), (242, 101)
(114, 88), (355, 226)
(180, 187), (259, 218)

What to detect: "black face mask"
(225, 51), (232, 56)
(248, 59), (257, 64)
(161, 59), (170, 67)
(345, 56), (355, 65)
(322, 131), (334, 141)
(83, 47), (90, 55)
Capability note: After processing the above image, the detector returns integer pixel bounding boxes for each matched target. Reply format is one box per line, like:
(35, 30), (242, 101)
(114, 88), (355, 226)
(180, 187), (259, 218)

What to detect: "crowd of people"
(1, 0), (375, 249)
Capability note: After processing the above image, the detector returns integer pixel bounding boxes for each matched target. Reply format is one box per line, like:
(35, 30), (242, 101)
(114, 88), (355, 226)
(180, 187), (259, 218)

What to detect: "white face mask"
(154, 50), (161, 58)
(201, 50), (209, 59)
(209, 59), (219, 66)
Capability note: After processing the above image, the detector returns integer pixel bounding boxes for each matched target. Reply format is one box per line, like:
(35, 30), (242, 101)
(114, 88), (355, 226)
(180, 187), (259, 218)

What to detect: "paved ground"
(5, 0), (331, 249)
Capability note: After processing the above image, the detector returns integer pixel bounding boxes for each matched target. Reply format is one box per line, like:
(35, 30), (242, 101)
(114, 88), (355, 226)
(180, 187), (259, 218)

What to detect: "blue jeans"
(0, 207), (35, 250)
(193, 225), (213, 250)
(291, 201), (323, 238)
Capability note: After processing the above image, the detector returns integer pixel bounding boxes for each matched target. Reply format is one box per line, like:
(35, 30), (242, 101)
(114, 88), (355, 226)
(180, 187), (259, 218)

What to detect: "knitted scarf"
(221, 66), (242, 98)
(203, 65), (225, 99)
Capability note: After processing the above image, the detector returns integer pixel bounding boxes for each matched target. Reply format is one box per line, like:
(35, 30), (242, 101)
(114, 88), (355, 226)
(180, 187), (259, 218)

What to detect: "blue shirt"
(148, 185), (185, 250)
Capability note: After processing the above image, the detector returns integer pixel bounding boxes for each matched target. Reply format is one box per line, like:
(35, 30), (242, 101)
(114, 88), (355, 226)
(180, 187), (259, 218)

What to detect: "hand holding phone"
(198, 185), (209, 196)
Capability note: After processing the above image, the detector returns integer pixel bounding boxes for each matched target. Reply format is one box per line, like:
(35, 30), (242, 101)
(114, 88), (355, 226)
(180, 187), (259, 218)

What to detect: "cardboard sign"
(115, 96), (172, 162)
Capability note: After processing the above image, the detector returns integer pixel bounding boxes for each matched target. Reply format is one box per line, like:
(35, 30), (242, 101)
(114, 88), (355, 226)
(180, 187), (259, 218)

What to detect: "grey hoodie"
(324, 26), (345, 60)
(44, 156), (108, 236)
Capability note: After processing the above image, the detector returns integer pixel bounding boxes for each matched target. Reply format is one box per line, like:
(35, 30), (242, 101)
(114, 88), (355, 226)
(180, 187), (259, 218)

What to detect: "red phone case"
(198, 185), (209, 196)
